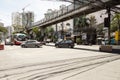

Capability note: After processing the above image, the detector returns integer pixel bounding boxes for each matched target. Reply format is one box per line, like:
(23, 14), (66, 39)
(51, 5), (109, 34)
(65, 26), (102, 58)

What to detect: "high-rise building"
(12, 11), (34, 33)
(12, 12), (22, 32)
(22, 11), (34, 29)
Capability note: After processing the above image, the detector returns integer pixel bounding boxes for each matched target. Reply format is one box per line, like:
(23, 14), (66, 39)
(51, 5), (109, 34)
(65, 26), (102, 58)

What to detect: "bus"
(12, 33), (27, 45)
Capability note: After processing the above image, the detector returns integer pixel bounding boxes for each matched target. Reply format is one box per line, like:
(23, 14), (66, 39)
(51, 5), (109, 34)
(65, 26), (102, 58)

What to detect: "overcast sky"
(0, 0), (70, 26)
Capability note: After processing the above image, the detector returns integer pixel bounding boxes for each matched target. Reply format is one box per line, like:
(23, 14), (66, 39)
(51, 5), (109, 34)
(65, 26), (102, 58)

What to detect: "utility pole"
(107, 6), (111, 45)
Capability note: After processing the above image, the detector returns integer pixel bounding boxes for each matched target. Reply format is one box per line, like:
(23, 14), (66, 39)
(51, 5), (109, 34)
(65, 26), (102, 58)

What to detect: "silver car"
(21, 40), (42, 48)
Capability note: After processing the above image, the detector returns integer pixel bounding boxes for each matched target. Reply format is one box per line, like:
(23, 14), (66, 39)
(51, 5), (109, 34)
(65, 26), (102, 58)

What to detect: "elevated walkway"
(32, 0), (120, 28)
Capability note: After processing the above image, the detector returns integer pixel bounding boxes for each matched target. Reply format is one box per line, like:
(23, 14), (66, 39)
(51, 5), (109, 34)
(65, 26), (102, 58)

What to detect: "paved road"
(0, 44), (120, 80)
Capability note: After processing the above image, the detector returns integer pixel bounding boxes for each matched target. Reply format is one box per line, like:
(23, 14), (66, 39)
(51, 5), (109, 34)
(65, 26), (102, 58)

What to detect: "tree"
(0, 26), (8, 34)
(32, 27), (41, 40)
(45, 27), (55, 41)
(89, 15), (97, 28)
(74, 15), (89, 33)
(0, 26), (8, 44)
(111, 13), (120, 32)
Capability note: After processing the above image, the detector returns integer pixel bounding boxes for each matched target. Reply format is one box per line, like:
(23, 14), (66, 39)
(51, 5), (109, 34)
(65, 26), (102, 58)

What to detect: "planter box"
(0, 44), (4, 50)
(99, 45), (112, 52)
(99, 45), (120, 53)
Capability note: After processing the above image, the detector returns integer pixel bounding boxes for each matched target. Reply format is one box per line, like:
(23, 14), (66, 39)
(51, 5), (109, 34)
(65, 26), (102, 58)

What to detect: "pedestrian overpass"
(31, 0), (120, 29)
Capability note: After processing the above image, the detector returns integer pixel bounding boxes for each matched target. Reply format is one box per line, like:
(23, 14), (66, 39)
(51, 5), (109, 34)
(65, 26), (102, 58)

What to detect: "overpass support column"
(55, 24), (58, 41)
(61, 22), (64, 40)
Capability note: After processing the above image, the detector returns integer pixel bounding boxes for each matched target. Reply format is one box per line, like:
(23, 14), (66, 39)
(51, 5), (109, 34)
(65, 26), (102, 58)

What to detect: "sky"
(0, 0), (70, 26)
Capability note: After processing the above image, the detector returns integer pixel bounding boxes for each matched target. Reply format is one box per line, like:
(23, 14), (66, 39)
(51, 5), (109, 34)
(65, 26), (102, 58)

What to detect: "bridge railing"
(33, 1), (91, 26)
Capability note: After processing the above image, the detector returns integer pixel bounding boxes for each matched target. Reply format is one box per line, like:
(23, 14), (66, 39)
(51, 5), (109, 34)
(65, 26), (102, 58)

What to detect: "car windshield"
(65, 40), (72, 43)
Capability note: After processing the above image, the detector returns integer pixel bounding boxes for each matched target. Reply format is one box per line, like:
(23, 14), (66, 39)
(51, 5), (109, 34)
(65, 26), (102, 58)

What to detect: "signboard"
(115, 31), (120, 41)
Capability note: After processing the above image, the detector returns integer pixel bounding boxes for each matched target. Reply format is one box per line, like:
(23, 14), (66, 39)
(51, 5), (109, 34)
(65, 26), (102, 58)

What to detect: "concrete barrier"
(99, 45), (120, 53)
(99, 45), (112, 52)
(0, 44), (4, 50)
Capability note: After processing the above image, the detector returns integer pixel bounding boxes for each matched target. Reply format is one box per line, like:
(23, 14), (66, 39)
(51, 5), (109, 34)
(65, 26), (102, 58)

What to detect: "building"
(0, 22), (4, 27)
(12, 12), (23, 32)
(12, 11), (34, 33)
(22, 11), (34, 29)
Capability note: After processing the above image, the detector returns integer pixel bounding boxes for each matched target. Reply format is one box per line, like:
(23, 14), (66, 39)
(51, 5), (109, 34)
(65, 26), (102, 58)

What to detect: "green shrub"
(76, 38), (82, 44)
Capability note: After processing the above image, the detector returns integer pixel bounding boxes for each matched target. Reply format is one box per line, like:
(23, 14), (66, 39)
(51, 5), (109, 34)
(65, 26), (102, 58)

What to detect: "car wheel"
(24, 45), (27, 48)
(35, 45), (39, 48)
(99, 48), (101, 51)
(21, 45), (24, 48)
(68, 45), (71, 48)
(56, 45), (59, 48)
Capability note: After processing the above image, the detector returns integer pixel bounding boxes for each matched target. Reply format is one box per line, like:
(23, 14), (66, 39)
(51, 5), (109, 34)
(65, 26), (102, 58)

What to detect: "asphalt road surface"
(0, 44), (120, 80)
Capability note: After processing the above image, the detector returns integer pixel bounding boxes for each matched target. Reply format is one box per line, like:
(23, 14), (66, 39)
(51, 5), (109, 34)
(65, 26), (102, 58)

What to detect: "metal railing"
(32, 1), (90, 26)
(32, 0), (120, 27)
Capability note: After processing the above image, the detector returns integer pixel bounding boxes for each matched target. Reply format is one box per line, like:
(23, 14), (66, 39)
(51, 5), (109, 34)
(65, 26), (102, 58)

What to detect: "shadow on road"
(46, 44), (99, 52)
(72, 47), (99, 52)
(45, 44), (120, 54)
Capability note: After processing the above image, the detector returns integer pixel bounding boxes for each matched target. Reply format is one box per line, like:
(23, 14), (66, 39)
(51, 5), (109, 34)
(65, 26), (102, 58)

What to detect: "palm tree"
(74, 15), (90, 44)
(44, 27), (54, 41)
(32, 27), (40, 40)
(111, 13), (120, 32)
(88, 15), (97, 44)
(89, 15), (97, 28)
(74, 15), (89, 33)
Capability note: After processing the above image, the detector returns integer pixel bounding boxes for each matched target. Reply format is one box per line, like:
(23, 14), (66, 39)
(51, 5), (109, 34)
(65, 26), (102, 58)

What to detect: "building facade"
(12, 12), (23, 32)
(0, 22), (4, 27)
(22, 11), (34, 30)
(12, 11), (34, 33)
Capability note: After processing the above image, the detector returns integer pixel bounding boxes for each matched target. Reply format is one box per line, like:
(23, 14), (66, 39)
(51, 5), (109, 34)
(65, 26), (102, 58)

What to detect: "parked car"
(46, 39), (51, 43)
(21, 40), (42, 48)
(5, 38), (13, 45)
(40, 41), (46, 45)
(55, 40), (74, 48)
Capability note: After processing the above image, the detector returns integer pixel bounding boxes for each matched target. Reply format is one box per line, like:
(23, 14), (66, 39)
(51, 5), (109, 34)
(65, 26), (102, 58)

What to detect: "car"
(46, 39), (51, 43)
(55, 40), (74, 48)
(21, 40), (42, 48)
(40, 41), (46, 45)
(5, 38), (14, 45)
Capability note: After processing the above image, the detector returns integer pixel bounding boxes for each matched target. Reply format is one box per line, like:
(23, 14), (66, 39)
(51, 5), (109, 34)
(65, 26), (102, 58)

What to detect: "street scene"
(0, 0), (120, 80)
(0, 44), (120, 80)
